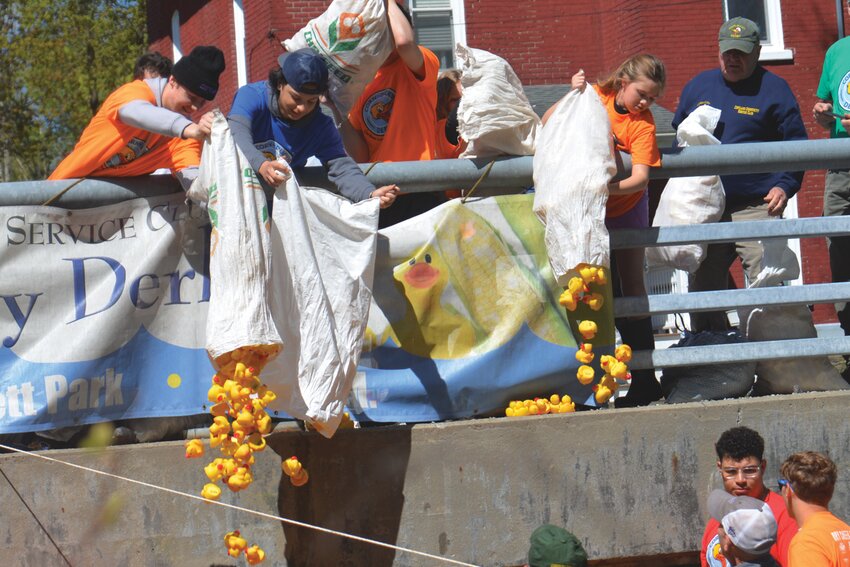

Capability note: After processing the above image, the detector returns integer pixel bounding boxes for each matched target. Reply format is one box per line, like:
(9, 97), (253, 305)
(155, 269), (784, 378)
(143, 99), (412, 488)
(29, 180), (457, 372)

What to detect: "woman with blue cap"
(227, 48), (398, 208)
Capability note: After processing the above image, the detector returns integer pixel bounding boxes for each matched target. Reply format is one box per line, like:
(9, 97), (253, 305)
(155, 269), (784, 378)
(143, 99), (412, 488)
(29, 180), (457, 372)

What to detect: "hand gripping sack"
(647, 105), (725, 273)
(455, 44), (541, 159)
(263, 177), (380, 438)
(532, 87), (615, 283)
(284, 0), (393, 116)
(193, 111), (282, 360)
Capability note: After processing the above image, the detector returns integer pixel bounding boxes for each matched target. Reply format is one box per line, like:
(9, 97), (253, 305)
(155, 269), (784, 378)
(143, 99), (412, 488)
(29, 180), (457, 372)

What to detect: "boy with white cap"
(707, 488), (780, 567)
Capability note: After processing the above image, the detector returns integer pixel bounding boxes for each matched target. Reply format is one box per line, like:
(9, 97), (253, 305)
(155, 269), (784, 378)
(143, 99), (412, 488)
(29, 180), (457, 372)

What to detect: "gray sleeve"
(174, 167), (198, 191)
(326, 155), (375, 202)
(227, 114), (269, 173)
(117, 100), (193, 138)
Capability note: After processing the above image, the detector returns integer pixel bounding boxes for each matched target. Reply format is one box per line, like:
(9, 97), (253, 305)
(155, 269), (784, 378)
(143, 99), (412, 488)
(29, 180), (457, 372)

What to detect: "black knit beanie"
(172, 46), (226, 101)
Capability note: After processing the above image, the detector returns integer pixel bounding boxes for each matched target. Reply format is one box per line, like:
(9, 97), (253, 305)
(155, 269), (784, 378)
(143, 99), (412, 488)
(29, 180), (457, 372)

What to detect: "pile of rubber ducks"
(185, 344), (281, 564)
(562, 265), (634, 405)
(505, 394), (576, 416)
(223, 530), (266, 565)
(573, 325), (634, 405)
(558, 264), (607, 312)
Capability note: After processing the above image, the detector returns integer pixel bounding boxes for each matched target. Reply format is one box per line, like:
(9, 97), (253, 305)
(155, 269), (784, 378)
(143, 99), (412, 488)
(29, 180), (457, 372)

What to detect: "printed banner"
(351, 195), (616, 422)
(0, 192), (616, 434)
(0, 194), (212, 434)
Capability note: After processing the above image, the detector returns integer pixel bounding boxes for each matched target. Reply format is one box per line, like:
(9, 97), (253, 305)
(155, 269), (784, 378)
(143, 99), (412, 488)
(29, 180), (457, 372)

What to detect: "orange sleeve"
(165, 137), (203, 172)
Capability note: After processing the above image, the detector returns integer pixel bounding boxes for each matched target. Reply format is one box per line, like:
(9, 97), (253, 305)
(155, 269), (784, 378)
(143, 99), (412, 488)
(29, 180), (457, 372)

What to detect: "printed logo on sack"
(362, 88), (395, 137)
(837, 71), (850, 117)
(705, 533), (729, 567)
(328, 12), (366, 53)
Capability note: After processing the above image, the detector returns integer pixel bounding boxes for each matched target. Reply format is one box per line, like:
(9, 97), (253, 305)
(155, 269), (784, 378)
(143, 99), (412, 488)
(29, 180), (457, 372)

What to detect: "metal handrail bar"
(614, 282), (850, 319)
(6, 137), (850, 207)
(610, 216), (850, 250)
(629, 336), (850, 371)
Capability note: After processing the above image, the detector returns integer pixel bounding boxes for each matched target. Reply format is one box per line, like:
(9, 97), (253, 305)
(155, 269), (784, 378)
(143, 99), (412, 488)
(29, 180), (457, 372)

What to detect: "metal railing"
(3, 139), (849, 372)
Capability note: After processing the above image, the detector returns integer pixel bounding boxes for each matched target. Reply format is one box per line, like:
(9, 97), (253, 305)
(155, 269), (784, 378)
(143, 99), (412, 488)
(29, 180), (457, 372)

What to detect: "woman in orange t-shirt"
(543, 54), (667, 407)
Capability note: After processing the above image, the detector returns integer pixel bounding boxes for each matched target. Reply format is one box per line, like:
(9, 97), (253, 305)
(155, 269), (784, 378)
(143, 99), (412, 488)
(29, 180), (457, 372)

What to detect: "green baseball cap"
(527, 524), (588, 567)
(719, 17), (761, 53)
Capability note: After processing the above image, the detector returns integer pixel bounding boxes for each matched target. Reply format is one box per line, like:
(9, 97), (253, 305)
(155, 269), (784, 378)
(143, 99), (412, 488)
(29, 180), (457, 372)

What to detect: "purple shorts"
(605, 190), (649, 230)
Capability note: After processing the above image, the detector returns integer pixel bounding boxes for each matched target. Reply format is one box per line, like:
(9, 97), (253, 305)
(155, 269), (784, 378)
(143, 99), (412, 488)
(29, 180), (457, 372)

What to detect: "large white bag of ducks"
(283, 0), (393, 116)
(533, 86), (616, 283)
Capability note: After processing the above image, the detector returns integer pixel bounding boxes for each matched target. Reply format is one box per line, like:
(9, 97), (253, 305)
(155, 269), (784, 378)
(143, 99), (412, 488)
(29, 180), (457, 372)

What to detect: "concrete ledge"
(2, 391), (850, 566)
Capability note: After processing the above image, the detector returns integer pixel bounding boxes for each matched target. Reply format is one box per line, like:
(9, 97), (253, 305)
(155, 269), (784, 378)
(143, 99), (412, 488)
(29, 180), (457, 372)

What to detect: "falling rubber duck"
(615, 344), (633, 362)
(578, 320), (598, 340)
(185, 439), (205, 459)
(201, 483), (222, 501)
(224, 531), (248, 558)
(593, 383), (614, 404)
(575, 343), (594, 364)
(576, 365), (595, 385)
(584, 293), (604, 311)
(245, 544), (266, 565)
(282, 456), (303, 478)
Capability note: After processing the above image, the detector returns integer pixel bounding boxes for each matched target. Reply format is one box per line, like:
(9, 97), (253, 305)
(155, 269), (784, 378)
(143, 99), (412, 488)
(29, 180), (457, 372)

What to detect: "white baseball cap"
(707, 489), (777, 556)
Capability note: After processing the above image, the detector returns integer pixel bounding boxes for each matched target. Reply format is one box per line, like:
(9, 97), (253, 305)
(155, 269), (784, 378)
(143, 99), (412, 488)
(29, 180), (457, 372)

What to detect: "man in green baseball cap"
(526, 524), (588, 567)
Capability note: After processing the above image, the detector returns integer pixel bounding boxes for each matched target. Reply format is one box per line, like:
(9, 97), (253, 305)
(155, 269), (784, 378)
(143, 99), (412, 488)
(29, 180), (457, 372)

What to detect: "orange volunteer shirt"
(593, 84), (661, 218)
(348, 46), (439, 163)
(788, 511), (850, 567)
(49, 80), (201, 180)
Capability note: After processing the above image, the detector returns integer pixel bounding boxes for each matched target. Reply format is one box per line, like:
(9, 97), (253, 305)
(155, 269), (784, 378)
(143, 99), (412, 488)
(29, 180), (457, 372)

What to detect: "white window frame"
(409, 0), (467, 68)
(724, 0), (793, 62)
(171, 11), (183, 63)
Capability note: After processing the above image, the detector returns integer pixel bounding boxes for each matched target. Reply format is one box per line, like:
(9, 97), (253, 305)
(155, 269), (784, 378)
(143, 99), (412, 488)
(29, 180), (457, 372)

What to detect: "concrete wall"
(3, 391), (850, 566)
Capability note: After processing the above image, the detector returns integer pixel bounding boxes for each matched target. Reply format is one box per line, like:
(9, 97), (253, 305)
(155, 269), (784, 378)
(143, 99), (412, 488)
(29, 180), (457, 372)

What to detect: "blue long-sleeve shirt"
(672, 67), (807, 204)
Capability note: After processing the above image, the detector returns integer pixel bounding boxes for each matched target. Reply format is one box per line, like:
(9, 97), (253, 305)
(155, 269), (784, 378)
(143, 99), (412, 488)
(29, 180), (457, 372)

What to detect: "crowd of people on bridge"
(45, 4), (850, 407)
(525, 427), (850, 567)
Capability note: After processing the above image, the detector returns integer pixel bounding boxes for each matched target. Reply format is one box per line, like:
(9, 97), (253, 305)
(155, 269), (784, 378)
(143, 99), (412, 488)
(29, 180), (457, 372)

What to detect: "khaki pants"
(825, 170), (850, 335)
(689, 198), (773, 332)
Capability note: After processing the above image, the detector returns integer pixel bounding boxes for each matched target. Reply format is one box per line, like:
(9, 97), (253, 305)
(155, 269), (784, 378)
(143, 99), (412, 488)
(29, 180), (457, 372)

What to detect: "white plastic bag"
(455, 44), (541, 159)
(532, 87), (615, 283)
(193, 111), (282, 360)
(283, 0), (393, 116)
(647, 106), (725, 273)
(263, 178), (380, 438)
(747, 237), (800, 288)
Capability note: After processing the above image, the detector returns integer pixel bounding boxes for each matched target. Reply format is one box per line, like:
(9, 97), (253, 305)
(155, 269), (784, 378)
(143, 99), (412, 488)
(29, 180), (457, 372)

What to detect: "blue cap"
(277, 49), (329, 95)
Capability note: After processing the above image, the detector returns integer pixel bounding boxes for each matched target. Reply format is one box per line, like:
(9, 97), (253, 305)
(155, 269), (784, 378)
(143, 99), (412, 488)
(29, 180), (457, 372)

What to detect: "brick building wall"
(148, 0), (846, 324)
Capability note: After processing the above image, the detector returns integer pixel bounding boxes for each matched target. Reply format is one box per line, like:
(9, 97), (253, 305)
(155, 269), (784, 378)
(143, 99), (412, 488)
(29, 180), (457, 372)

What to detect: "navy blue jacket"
(672, 67), (807, 204)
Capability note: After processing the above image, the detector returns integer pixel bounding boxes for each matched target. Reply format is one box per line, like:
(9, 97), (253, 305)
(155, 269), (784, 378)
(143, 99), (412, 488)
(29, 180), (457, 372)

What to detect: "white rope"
(0, 443), (479, 567)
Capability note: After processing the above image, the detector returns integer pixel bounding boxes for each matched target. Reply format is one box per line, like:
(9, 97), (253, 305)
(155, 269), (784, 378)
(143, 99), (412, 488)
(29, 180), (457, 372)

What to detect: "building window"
(724, 0), (792, 61)
(409, 0), (466, 69)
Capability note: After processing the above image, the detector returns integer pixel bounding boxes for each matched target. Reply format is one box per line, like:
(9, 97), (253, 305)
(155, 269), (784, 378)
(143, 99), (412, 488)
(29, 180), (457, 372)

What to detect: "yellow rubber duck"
(575, 343), (594, 364)
(185, 439), (204, 459)
(226, 467), (253, 492)
(233, 443), (254, 466)
(246, 432), (266, 452)
(599, 354), (617, 372)
(594, 384), (614, 404)
(224, 531), (248, 558)
(558, 288), (578, 311)
(290, 468), (309, 487)
(201, 483), (221, 501)
(567, 276), (586, 296)
(282, 456), (302, 478)
(576, 365), (595, 385)
(245, 545), (266, 565)
(257, 385), (277, 407)
(210, 416), (231, 437)
(387, 246), (477, 359)
(255, 412), (272, 435)
(207, 384), (227, 404)
(615, 344), (633, 362)
(607, 360), (631, 381)
(578, 320), (598, 340)
(584, 293), (604, 311)
(557, 398), (576, 413)
(210, 401), (229, 418)
(205, 459), (225, 482)
(598, 373), (618, 393)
